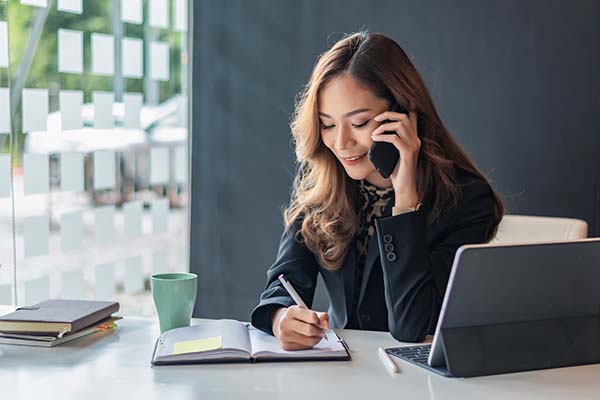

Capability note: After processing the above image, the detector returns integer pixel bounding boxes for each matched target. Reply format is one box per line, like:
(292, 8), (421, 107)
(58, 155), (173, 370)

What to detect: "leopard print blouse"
(352, 179), (394, 312)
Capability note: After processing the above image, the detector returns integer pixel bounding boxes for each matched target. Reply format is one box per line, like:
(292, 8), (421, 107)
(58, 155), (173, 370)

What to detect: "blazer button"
(361, 313), (371, 324)
(384, 243), (394, 252)
(383, 234), (393, 244)
(386, 252), (397, 262)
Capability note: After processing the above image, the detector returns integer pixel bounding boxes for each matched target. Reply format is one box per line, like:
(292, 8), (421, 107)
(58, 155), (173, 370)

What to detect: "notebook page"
(154, 319), (252, 363)
(249, 327), (347, 359)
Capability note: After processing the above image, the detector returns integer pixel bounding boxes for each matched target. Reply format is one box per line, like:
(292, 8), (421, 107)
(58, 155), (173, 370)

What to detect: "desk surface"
(1, 316), (599, 400)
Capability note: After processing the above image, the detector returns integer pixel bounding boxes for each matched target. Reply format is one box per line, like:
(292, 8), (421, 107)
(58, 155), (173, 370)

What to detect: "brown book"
(0, 299), (120, 335)
(0, 316), (121, 347)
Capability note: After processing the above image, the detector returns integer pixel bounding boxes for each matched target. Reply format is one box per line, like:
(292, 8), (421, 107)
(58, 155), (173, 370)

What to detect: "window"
(0, 0), (190, 315)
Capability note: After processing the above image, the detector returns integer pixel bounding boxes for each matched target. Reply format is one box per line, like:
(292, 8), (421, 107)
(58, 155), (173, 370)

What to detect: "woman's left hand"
(371, 108), (421, 210)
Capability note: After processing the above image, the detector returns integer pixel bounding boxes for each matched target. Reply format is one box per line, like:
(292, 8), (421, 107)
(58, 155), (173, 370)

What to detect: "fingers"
(288, 306), (321, 326)
(373, 107), (418, 139)
(371, 124), (410, 152)
(289, 317), (325, 338)
(371, 112), (420, 158)
(292, 307), (329, 331)
(374, 110), (407, 123)
(274, 307), (330, 351)
(371, 121), (408, 137)
(278, 333), (323, 351)
(317, 312), (330, 330)
(279, 341), (310, 351)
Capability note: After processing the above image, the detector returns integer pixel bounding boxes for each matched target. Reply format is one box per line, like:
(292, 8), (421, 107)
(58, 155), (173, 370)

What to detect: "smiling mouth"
(342, 152), (367, 161)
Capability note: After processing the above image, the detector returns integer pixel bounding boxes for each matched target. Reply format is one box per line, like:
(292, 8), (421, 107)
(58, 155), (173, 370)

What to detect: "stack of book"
(0, 299), (120, 347)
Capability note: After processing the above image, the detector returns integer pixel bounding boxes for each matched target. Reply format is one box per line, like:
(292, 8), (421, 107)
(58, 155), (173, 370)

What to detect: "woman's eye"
(320, 123), (335, 130)
(352, 120), (370, 129)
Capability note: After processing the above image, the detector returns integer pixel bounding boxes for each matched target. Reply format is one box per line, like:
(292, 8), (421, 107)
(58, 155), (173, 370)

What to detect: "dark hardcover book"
(0, 316), (121, 347)
(0, 299), (120, 335)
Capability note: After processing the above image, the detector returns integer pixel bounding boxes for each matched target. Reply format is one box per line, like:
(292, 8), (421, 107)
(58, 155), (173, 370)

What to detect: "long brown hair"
(286, 31), (504, 270)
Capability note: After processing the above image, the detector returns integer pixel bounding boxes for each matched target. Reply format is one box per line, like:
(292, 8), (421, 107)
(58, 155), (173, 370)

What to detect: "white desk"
(1, 316), (599, 399)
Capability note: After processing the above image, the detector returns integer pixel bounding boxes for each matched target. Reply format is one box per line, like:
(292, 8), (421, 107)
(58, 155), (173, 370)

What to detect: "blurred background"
(0, 0), (598, 320)
(0, 0), (189, 314)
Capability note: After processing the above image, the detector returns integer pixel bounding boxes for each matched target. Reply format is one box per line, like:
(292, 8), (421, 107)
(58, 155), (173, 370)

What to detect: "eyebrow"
(318, 108), (371, 119)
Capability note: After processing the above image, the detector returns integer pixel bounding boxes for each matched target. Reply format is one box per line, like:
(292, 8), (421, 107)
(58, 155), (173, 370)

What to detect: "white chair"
(491, 214), (588, 244)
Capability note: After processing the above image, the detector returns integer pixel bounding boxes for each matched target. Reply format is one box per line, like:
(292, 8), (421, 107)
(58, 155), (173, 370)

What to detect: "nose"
(334, 124), (356, 151)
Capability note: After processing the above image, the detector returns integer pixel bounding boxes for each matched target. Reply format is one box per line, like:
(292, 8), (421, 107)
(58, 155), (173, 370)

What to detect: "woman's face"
(318, 74), (392, 188)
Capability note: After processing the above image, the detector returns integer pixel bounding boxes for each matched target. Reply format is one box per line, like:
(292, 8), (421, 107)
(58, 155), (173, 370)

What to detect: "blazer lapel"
(358, 197), (394, 306)
(342, 235), (357, 315)
(357, 233), (380, 306)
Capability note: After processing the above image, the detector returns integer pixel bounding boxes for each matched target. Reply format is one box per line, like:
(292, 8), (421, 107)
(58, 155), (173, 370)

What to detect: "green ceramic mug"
(151, 272), (198, 333)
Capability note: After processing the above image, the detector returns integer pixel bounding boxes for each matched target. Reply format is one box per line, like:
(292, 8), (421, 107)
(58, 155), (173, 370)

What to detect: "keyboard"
(385, 344), (452, 376)
(386, 344), (432, 366)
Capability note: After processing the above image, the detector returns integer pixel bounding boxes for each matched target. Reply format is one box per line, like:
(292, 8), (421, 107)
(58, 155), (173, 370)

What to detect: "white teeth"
(346, 153), (365, 161)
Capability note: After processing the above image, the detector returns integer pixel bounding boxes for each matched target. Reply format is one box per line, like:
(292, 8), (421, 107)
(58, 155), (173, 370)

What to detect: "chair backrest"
(491, 215), (588, 244)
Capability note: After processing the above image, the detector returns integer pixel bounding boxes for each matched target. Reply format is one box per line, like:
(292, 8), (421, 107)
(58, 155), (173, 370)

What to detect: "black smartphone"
(368, 102), (408, 179)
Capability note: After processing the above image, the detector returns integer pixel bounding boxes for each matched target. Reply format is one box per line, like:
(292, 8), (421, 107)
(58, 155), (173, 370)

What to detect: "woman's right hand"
(271, 306), (330, 350)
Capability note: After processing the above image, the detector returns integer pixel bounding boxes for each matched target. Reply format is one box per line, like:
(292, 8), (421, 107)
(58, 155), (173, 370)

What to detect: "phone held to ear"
(368, 102), (408, 179)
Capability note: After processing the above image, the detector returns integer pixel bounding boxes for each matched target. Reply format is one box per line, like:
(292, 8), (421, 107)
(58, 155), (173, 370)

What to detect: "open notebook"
(151, 319), (350, 365)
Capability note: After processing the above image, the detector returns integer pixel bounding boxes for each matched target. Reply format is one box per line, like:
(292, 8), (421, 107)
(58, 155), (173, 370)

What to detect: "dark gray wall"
(190, 0), (600, 319)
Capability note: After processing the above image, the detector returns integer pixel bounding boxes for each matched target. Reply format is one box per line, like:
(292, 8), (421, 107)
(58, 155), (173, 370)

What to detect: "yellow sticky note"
(172, 336), (223, 355)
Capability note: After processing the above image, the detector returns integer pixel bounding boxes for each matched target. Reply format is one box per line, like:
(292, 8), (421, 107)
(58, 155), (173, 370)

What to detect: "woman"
(251, 31), (504, 349)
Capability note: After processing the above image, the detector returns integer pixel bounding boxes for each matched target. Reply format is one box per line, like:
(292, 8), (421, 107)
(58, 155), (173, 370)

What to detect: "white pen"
(278, 274), (308, 308)
(278, 274), (328, 341)
(378, 347), (399, 374)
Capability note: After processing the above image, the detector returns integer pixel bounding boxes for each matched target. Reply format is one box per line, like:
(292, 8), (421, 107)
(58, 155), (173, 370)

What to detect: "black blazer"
(251, 168), (496, 342)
